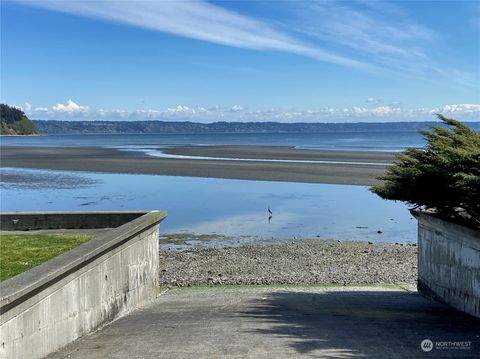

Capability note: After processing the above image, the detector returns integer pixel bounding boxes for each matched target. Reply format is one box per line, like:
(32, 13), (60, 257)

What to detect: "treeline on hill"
(33, 119), (480, 134)
(1, 104), (38, 135)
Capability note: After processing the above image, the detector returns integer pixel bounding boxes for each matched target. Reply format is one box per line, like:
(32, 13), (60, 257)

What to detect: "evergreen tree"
(371, 115), (480, 228)
(0, 104), (38, 135)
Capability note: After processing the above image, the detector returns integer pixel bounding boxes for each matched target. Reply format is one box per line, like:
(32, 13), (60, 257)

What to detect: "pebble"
(159, 239), (417, 287)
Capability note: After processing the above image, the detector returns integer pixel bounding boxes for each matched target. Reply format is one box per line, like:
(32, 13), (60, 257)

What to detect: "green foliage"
(0, 234), (92, 281)
(0, 104), (25, 124)
(34, 119), (480, 135)
(0, 103), (38, 135)
(10, 117), (38, 134)
(371, 115), (480, 228)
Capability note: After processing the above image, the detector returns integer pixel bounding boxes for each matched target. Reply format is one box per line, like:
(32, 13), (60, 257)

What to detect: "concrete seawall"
(0, 211), (150, 231)
(413, 211), (480, 318)
(0, 210), (167, 359)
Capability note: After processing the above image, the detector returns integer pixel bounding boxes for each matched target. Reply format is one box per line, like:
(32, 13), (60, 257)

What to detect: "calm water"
(1, 132), (420, 246)
(0, 167), (417, 246)
(0, 131), (424, 151)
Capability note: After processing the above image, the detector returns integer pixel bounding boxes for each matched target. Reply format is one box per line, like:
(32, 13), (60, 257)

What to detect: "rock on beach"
(159, 239), (417, 287)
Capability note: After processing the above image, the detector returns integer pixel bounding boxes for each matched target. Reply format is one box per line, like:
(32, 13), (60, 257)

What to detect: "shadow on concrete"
(239, 290), (479, 358)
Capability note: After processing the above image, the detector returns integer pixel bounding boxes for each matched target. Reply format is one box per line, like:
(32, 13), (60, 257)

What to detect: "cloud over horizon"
(20, 99), (480, 123)
(52, 99), (89, 113)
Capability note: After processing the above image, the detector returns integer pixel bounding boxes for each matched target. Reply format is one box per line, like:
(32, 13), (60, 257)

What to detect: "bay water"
(0, 132), (419, 246)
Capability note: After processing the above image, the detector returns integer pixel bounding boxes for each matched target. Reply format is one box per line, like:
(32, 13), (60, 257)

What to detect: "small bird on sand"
(268, 206), (273, 216)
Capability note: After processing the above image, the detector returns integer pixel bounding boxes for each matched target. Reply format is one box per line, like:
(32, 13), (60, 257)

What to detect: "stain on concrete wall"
(414, 212), (480, 318)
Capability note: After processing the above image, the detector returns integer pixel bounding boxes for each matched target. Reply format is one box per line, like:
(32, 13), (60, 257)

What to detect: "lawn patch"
(0, 233), (92, 281)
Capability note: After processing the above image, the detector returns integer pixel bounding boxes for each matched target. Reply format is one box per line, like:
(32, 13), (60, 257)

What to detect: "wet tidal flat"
(1, 167), (416, 245)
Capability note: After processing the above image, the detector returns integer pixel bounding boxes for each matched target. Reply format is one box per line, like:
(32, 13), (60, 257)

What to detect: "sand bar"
(163, 145), (396, 162)
(0, 146), (395, 185)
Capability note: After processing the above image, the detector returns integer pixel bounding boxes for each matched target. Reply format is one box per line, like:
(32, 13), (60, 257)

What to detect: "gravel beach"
(159, 239), (417, 287)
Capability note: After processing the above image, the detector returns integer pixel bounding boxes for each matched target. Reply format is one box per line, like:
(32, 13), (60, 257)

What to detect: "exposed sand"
(0, 146), (395, 185)
(164, 145), (396, 163)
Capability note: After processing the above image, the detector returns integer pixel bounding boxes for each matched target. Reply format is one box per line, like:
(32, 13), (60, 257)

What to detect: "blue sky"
(1, 0), (479, 122)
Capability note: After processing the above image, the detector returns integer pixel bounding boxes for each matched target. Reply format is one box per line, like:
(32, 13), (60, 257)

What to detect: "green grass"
(0, 234), (93, 282)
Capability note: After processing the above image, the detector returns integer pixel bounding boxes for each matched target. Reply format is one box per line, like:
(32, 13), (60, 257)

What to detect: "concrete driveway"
(47, 285), (479, 358)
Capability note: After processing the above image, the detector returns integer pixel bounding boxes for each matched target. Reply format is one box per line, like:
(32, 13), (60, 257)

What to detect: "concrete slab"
(47, 286), (479, 359)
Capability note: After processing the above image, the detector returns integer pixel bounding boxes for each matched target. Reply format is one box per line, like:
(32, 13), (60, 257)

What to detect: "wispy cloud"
(21, 99), (480, 123)
(13, 0), (373, 70)
(283, 1), (477, 89)
(365, 98), (383, 106)
(11, 0), (478, 89)
(296, 1), (433, 60)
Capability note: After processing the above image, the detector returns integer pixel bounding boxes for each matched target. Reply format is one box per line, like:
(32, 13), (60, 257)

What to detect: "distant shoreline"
(31, 119), (480, 135)
(0, 145), (395, 185)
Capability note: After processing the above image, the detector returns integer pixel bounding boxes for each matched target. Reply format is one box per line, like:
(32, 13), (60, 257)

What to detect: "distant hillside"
(1, 104), (38, 135)
(33, 119), (480, 134)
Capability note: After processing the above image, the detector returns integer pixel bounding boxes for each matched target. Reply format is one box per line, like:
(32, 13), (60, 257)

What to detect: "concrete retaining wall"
(412, 211), (480, 318)
(0, 210), (166, 359)
(0, 211), (150, 231)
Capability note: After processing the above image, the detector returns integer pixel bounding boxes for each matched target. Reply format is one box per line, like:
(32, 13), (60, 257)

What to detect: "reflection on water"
(0, 168), (98, 189)
(0, 167), (417, 244)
